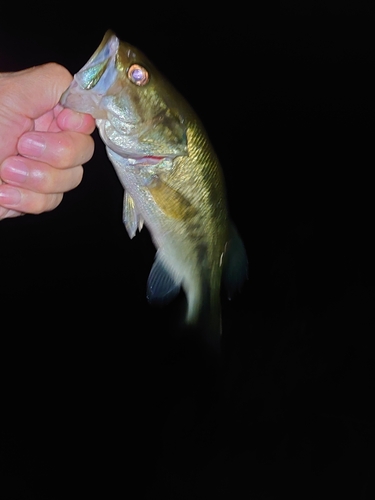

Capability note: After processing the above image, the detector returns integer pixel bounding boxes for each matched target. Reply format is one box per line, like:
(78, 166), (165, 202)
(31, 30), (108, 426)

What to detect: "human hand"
(0, 63), (95, 220)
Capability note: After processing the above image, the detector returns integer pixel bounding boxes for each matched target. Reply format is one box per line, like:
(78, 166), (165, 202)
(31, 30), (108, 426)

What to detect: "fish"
(60, 30), (247, 352)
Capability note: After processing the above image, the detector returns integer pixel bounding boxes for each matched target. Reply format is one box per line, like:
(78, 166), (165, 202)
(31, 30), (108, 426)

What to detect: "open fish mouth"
(60, 31), (119, 114)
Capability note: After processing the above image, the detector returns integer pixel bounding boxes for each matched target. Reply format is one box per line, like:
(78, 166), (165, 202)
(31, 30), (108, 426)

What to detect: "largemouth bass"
(61, 30), (247, 350)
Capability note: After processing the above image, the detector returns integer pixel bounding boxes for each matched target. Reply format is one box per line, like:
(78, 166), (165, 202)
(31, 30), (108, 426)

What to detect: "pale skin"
(0, 63), (95, 220)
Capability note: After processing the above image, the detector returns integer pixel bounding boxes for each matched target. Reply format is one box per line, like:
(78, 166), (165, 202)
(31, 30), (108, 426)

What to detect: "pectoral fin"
(147, 178), (196, 220)
(123, 191), (144, 239)
(147, 251), (181, 305)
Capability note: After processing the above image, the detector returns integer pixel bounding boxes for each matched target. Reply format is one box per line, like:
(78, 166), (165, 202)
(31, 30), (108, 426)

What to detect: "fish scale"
(60, 30), (248, 353)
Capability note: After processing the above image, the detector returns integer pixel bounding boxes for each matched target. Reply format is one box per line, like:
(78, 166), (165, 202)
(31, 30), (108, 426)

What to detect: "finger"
(56, 107), (96, 134)
(0, 156), (83, 194)
(0, 206), (23, 220)
(17, 130), (95, 169)
(0, 184), (63, 215)
(0, 179), (22, 218)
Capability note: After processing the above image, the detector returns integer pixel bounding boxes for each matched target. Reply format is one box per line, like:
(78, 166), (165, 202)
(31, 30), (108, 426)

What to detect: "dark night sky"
(1, 2), (375, 499)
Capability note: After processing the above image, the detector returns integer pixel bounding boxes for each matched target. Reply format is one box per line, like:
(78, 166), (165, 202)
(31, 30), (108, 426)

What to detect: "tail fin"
(222, 223), (248, 299)
(184, 278), (222, 360)
(184, 223), (248, 359)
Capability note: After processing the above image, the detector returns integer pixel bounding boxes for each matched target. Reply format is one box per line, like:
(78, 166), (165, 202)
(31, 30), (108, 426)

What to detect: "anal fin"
(147, 251), (181, 305)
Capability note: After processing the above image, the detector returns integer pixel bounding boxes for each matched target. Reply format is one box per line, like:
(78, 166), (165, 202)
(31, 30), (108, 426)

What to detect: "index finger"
(56, 107), (96, 134)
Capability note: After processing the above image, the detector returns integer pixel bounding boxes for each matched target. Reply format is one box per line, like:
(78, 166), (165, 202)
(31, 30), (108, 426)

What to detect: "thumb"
(7, 63), (73, 120)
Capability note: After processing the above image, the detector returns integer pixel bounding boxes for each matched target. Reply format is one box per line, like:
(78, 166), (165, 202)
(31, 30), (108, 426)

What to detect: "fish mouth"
(60, 30), (120, 114)
(75, 30), (119, 91)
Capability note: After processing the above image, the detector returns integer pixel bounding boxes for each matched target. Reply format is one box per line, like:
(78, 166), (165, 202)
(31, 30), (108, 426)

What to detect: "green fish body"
(61, 31), (247, 349)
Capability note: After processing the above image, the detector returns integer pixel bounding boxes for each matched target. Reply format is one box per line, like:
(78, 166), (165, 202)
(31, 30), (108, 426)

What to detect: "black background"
(1, 2), (374, 499)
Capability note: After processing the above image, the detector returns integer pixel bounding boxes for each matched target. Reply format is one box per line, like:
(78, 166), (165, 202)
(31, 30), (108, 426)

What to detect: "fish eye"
(128, 64), (149, 86)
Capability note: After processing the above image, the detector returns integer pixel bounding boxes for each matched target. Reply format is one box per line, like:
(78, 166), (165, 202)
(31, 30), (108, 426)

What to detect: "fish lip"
(74, 32), (119, 92)
(60, 30), (120, 107)
(83, 30), (119, 72)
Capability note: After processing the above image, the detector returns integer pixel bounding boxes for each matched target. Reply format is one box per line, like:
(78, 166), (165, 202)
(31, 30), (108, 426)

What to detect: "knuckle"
(71, 167), (84, 189)
(52, 134), (76, 167)
(56, 133), (90, 168)
(33, 193), (62, 214)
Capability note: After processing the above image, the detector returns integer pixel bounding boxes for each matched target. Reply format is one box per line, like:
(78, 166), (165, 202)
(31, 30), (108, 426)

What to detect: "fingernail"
(1, 158), (29, 184)
(0, 185), (22, 206)
(18, 134), (46, 158)
(60, 111), (84, 130)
